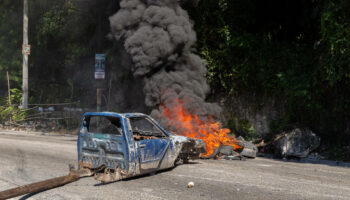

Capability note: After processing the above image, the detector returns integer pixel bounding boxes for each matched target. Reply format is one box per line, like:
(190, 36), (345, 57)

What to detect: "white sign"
(95, 54), (106, 79)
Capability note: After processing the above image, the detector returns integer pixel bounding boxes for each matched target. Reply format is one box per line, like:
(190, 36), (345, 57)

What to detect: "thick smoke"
(109, 0), (222, 131)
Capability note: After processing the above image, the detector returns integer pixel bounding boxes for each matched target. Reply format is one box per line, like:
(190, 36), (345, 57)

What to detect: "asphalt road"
(0, 130), (349, 200)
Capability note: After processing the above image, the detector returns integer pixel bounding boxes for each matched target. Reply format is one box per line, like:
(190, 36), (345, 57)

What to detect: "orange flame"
(162, 99), (242, 157)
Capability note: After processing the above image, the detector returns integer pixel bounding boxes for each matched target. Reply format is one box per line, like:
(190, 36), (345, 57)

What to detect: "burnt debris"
(201, 137), (258, 160)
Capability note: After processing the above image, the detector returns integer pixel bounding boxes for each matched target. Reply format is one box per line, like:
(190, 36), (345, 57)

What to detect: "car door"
(128, 117), (169, 173)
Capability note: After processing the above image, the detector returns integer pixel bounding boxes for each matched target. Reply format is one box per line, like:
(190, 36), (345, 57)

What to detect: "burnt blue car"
(77, 112), (205, 183)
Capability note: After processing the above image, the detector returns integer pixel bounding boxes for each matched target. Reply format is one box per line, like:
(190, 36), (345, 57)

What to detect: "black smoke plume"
(109, 0), (222, 131)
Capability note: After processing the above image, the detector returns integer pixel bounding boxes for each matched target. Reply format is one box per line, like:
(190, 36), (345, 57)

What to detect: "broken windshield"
(129, 117), (166, 139)
(86, 116), (122, 135)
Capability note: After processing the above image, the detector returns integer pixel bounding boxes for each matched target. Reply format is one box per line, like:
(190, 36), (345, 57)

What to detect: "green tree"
(184, 0), (350, 143)
(0, 0), (23, 94)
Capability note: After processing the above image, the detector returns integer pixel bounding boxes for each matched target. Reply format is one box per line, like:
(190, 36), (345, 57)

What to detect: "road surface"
(0, 130), (349, 200)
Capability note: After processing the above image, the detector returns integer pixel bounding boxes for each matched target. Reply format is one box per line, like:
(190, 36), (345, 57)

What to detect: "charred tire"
(200, 146), (222, 159)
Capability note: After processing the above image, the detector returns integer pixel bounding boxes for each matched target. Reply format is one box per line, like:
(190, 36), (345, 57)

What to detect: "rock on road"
(0, 130), (349, 200)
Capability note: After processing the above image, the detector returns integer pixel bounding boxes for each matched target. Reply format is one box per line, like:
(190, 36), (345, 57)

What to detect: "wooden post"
(6, 71), (11, 106)
(97, 88), (102, 112)
(107, 78), (112, 110)
(0, 171), (81, 200)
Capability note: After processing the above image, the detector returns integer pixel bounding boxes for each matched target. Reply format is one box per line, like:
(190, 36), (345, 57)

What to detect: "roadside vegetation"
(183, 0), (350, 146)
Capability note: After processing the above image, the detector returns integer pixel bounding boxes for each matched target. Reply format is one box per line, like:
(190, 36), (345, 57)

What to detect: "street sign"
(95, 54), (106, 80)
(22, 44), (31, 55)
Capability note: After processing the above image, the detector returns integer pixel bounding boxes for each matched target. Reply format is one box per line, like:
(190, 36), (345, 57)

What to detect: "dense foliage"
(183, 0), (350, 144)
(0, 0), (117, 105)
(0, 0), (22, 91)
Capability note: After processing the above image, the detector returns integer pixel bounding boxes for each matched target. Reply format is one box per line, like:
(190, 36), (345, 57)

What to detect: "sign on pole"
(22, 44), (31, 55)
(95, 54), (106, 80)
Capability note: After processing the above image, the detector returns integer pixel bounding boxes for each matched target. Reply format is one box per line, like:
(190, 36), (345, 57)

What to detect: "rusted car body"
(78, 112), (205, 183)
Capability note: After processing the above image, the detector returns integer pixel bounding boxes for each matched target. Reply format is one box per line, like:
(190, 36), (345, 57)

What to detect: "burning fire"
(162, 99), (242, 157)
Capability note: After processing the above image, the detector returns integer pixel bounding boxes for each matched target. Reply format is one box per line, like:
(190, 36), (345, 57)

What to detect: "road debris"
(0, 165), (90, 200)
(273, 128), (320, 158)
(236, 136), (258, 158)
(200, 136), (257, 160)
(187, 182), (194, 188)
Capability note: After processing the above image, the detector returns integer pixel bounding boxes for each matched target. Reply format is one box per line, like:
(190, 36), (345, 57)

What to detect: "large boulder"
(274, 128), (320, 158)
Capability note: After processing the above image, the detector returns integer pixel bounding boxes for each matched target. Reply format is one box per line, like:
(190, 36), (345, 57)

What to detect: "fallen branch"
(255, 134), (286, 148)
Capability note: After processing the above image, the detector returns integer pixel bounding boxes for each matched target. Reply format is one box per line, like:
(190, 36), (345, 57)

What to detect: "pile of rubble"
(206, 127), (323, 162)
(273, 128), (320, 158)
(255, 127), (323, 160)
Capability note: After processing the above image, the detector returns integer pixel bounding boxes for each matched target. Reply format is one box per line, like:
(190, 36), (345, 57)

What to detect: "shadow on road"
(259, 155), (350, 168)
(94, 161), (202, 186)
(19, 188), (50, 200)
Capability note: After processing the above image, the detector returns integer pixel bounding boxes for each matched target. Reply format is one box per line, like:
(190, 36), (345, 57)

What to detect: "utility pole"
(22, 0), (29, 108)
(97, 88), (102, 112)
(7, 71), (11, 106)
(95, 0), (104, 112)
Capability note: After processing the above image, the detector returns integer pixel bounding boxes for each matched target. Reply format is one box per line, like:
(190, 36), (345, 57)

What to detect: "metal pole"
(107, 78), (112, 110)
(6, 71), (11, 106)
(22, 0), (29, 109)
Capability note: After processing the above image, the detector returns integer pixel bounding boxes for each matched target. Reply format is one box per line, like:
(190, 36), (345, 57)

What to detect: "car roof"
(83, 112), (170, 136)
(83, 112), (147, 118)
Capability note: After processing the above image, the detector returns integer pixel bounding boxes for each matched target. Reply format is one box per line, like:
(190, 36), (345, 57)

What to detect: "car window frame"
(127, 116), (168, 138)
(84, 115), (123, 136)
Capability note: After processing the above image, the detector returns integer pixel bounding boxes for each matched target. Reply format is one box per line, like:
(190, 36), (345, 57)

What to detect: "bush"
(0, 88), (27, 123)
